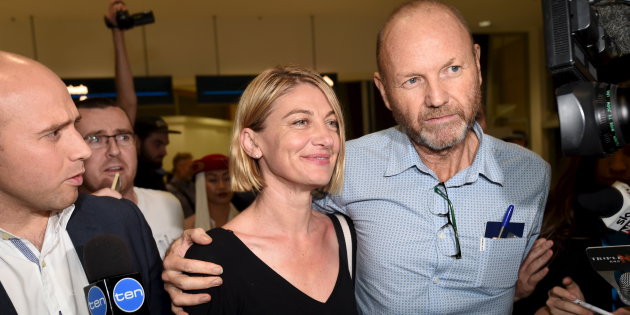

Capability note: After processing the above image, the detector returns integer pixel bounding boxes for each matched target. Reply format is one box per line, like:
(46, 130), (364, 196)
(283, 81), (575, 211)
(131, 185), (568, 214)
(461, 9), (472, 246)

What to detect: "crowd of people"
(1, 0), (629, 314)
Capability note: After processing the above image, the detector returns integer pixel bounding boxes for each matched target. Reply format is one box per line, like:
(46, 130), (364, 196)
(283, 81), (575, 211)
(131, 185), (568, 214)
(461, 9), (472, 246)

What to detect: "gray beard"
(394, 110), (472, 152)
(390, 88), (481, 152)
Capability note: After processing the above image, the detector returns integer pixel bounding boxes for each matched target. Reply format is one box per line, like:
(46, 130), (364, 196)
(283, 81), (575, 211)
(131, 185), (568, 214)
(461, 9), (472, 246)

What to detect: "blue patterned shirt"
(314, 124), (550, 314)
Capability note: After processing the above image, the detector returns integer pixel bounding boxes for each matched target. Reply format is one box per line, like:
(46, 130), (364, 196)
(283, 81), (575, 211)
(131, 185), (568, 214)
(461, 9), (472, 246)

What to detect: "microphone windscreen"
(83, 234), (133, 283)
(576, 186), (624, 217)
(594, 2), (630, 55)
(619, 272), (630, 305)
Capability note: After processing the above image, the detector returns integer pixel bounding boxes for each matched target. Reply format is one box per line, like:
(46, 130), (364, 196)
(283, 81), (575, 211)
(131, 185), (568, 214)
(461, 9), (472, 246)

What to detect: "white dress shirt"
(0, 205), (89, 314)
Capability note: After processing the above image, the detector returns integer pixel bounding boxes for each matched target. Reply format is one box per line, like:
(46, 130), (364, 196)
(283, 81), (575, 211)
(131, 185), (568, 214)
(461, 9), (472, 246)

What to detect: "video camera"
(116, 10), (155, 30)
(105, 10), (155, 30)
(542, 0), (630, 156)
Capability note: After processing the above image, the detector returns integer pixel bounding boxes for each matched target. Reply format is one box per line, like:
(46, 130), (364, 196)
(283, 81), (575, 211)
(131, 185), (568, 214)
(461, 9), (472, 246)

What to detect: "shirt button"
(42, 261), (46, 268)
(433, 277), (440, 284)
(438, 232), (445, 239)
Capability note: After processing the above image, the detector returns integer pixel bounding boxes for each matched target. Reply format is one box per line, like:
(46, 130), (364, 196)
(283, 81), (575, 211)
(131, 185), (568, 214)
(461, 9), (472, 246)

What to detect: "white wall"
(162, 116), (233, 172)
(0, 14), (382, 83)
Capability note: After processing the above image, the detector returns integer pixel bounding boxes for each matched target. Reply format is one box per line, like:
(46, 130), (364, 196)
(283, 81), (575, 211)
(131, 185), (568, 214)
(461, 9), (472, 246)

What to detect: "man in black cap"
(134, 115), (181, 190)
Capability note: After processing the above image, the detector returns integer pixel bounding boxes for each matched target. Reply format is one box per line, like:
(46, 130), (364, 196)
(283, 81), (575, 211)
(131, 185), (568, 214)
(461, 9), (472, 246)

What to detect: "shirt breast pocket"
(476, 237), (527, 288)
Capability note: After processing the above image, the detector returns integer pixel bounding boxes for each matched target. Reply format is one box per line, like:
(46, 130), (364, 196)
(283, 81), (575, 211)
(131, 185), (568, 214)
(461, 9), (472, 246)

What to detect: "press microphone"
(587, 245), (630, 305)
(83, 234), (149, 314)
(576, 181), (630, 234)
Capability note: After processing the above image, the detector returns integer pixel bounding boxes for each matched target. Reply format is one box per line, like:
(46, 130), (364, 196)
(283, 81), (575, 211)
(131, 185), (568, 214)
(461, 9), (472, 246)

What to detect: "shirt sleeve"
(313, 193), (349, 215)
(523, 161), (552, 258)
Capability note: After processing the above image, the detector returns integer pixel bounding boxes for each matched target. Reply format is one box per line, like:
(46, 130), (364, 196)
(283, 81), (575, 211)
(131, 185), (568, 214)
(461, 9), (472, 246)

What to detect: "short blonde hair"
(230, 65), (346, 195)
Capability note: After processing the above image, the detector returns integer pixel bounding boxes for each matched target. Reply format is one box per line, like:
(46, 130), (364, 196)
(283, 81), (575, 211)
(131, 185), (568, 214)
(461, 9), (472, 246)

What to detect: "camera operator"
(105, 0), (137, 123)
(513, 149), (630, 314)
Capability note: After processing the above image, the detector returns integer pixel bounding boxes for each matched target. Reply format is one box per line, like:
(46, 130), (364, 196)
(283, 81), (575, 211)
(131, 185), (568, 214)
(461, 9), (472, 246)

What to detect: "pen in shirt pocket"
(496, 205), (514, 239)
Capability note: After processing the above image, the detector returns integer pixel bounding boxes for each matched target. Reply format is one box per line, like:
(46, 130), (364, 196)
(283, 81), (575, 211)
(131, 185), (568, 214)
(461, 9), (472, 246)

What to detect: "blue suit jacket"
(0, 194), (170, 314)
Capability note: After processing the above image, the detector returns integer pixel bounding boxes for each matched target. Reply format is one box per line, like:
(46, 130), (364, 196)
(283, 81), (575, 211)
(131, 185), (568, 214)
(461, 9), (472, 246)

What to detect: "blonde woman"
(184, 66), (356, 314)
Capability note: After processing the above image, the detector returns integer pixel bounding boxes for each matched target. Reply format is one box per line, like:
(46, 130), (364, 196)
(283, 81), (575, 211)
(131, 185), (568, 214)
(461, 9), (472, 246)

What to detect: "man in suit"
(0, 50), (170, 314)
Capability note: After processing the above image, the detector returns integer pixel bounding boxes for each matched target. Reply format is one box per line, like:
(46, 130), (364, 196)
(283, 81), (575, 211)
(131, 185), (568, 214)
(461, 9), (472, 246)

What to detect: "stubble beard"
(391, 85), (482, 152)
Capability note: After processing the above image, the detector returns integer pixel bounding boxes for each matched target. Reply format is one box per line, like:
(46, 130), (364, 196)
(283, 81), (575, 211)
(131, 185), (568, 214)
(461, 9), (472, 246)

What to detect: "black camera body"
(116, 10), (155, 30)
(105, 10), (155, 30)
(543, 0), (630, 157)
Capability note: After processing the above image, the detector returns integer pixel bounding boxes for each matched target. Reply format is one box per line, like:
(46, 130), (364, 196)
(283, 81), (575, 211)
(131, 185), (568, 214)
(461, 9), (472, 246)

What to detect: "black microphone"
(83, 234), (149, 314)
(577, 181), (630, 233)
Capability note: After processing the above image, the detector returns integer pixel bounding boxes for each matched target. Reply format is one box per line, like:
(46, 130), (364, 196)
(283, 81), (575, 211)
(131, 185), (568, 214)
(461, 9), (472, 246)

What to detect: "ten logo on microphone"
(83, 234), (149, 314)
(87, 286), (108, 315)
(112, 278), (145, 312)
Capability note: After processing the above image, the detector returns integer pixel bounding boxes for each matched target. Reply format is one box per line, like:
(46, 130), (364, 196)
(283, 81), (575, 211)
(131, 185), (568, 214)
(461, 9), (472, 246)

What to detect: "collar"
(48, 204), (76, 235)
(384, 123), (504, 186)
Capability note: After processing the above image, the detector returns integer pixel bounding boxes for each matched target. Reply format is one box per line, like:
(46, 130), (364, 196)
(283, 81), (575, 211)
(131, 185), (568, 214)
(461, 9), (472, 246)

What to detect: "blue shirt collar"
(384, 123), (504, 186)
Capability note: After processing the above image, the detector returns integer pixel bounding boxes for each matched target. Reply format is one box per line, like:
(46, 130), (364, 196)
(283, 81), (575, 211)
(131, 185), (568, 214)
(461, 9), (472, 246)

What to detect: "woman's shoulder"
(185, 228), (239, 261)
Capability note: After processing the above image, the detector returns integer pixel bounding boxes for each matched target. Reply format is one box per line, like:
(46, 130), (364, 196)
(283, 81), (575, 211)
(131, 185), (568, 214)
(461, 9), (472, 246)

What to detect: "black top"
(184, 214), (358, 315)
(135, 161), (167, 190)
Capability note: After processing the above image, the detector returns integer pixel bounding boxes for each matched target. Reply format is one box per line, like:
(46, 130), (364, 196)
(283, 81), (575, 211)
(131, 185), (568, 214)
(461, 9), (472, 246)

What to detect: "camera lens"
(595, 84), (629, 154)
(557, 81), (629, 156)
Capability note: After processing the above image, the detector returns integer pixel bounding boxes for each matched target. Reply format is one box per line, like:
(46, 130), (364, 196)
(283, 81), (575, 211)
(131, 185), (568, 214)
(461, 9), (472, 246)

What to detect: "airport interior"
(4, 0), (630, 313)
(0, 0), (627, 183)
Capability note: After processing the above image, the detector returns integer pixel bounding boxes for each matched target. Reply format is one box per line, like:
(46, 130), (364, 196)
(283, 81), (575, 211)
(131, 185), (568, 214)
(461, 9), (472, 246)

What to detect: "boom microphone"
(577, 181), (630, 233)
(83, 234), (148, 314)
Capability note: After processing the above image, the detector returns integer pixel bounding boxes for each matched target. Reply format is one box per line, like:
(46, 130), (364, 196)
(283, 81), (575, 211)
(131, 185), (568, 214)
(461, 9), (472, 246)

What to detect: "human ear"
(240, 128), (261, 159)
(473, 44), (482, 86)
(374, 72), (393, 111)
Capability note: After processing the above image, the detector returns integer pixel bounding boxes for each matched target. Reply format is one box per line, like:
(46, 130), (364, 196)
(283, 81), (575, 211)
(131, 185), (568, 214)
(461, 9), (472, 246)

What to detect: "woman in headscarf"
(186, 154), (239, 230)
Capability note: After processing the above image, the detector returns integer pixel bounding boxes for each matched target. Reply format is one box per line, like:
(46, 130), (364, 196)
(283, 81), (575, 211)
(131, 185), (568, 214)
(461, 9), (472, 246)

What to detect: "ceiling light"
(67, 84), (88, 95)
(478, 20), (492, 28)
(322, 75), (334, 87)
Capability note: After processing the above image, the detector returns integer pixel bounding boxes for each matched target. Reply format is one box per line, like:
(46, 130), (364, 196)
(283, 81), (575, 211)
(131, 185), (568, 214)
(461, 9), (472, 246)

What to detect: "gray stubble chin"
(418, 120), (469, 151)
(395, 110), (469, 152)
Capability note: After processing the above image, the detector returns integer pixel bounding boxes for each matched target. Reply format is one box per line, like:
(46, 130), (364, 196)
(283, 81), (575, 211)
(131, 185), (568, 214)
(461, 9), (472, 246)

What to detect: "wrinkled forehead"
(77, 106), (134, 134)
(379, 8), (475, 76)
(0, 73), (76, 132)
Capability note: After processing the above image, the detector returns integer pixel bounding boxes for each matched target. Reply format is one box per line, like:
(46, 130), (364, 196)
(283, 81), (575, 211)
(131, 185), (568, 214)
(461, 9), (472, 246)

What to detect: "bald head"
(0, 51), (91, 213)
(376, 0), (473, 77)
(0, 52), (72, 128)
(0, 51), (65, 91)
